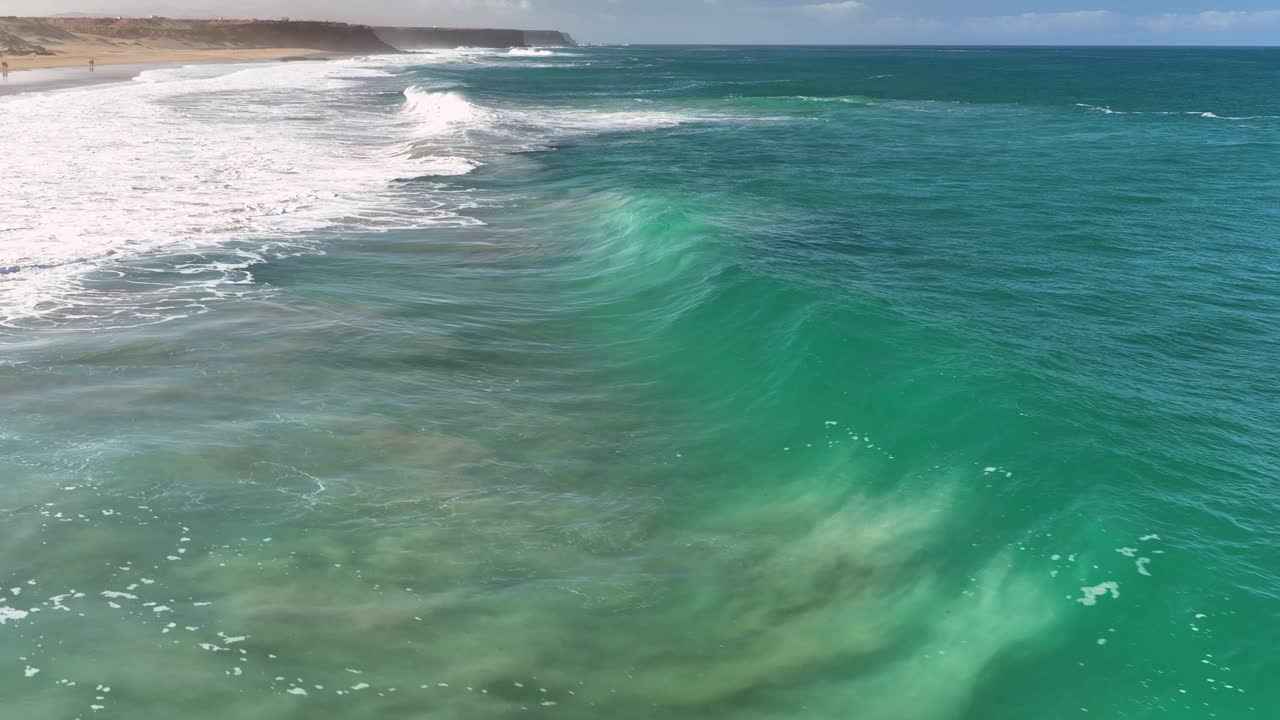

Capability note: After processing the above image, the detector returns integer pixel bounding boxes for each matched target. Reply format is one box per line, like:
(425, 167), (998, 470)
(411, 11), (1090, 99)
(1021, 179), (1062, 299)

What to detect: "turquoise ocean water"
(1, 46), (1278, 718)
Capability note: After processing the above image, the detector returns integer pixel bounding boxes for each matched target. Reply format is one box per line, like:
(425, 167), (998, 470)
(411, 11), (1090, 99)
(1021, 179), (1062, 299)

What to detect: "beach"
(1, 45), (333, 71)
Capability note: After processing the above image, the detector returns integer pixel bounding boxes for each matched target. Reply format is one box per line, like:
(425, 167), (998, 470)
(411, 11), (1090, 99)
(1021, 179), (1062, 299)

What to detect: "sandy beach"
(1, 46), (334, 71)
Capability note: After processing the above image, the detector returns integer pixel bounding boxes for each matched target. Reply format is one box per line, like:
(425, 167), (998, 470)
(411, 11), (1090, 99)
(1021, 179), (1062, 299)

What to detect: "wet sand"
(0, 53), (336, 97)
(0, 62), (169, 96)
(1, 47), (331, 72)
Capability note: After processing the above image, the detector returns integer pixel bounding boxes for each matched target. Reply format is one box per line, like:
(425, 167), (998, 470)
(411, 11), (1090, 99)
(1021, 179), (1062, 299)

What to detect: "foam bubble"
(0, 607), (29, 624)
(1076, 582), (1119, 606)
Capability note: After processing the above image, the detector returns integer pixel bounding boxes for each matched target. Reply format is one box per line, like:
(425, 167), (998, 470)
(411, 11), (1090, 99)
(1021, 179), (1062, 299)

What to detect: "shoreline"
(0, 62), (165, 96)
(0, 47), (335, 72)
(0, 50), (341, 97)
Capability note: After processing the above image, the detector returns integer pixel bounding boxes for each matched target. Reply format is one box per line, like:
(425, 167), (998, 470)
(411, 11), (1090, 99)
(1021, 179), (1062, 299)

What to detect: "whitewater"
(0, 52), (697, 330)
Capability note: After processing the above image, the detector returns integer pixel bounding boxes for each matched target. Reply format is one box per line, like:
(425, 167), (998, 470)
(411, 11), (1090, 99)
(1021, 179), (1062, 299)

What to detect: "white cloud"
(963, 10), (1114, 34)
(796, 1), (865, 18)
(1141, 10), (1280, 31)
(443, 0), (533, 11)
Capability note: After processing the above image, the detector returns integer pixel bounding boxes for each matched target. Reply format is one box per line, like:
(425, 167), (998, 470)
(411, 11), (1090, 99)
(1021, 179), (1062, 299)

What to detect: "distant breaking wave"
(1075, 103), (1278, 121)
(398, 84), (706, 160)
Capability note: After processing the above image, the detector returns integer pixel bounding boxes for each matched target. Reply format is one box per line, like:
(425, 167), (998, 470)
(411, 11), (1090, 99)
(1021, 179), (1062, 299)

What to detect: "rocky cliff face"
(521, 30), (576, 46)
(374, 27), (576, 49)
(6, 17), (398, 54)
(0, 17), (576, 60)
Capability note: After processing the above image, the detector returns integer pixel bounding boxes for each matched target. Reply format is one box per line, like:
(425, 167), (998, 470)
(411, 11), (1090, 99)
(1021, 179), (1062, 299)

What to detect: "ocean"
(1, 45), (1278, 719)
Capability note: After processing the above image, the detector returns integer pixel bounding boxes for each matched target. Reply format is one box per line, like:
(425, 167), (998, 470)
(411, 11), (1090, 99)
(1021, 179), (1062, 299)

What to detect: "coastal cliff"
(0, 17), (397, 55)
(522, 30), (577, 46)
(374, 27), (576, 49)
(0, 17), (576, 71)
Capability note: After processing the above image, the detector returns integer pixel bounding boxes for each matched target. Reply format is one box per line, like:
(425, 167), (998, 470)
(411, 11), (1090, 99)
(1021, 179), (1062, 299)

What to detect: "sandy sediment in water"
(0, 16), (396, 71)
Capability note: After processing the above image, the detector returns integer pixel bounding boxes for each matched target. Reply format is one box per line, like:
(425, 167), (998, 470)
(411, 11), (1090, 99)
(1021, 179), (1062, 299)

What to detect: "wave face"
(3, 46), (1280, 720)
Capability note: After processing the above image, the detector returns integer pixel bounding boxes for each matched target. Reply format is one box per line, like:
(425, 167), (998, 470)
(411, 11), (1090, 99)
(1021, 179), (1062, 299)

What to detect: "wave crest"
(399, 85), (705, 158)
(508, 47), (556, 57)
(1075, 103), (1276, 121)
(402, 86), (495, 135)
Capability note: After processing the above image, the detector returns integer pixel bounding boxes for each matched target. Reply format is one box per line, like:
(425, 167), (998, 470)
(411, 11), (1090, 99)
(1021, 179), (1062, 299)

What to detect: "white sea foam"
(402, 87), (498, 135)
(398, 85), (705, 170)
(403, 46), (579, 64)
(1076, 581), (1120, 606)
(1076, 103), (1123, 114)
(0, 607), (29, 624)
(410, 46), (497, 58)
(0, 59), (472, 331)
(401, 86), (699, 139)
(3, 58), (710, 331)
(1075, 103), (1274, 121)
(799, 95), (874, 105)
(400, 47), (524, 66)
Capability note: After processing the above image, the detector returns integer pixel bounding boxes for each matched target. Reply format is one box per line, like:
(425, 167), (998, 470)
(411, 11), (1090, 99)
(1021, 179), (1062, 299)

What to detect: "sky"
(8, 0), (1280, 44)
